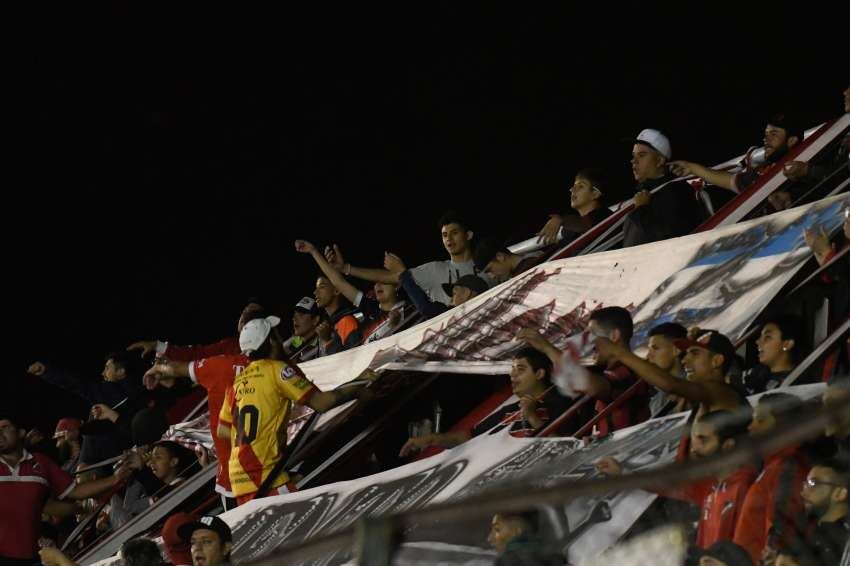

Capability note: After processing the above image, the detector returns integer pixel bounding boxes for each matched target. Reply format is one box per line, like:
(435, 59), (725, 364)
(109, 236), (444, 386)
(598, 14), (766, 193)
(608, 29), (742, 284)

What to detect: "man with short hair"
(295, 240), (407, 345)
(27, 353), (146, 465)
(671, 113), (807, 211)
(536, 168), (614, 246)
(473, 237), (542, 284)
(178, 515), (234, 566)
(622, 128), (706, 248)
(399, 347), (576, 457)
(325, 210), (483, 305)
(313, 276), (362, 355)
(525, 307), (650, 436)
(218, 316), (378, 505)
(0, 415), (132, 564)
(778, 458), (850, 566)
(596, 328), (745, 419)
(641, 322), (688, 417)
(598, 410), (757, 549)
(487, 510), (565, 565)
(283, 296), (323, 361)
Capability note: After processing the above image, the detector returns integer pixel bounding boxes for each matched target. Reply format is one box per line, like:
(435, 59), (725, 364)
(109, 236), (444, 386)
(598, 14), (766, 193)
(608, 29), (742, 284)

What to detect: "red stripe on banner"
(238, 445), (265, 489)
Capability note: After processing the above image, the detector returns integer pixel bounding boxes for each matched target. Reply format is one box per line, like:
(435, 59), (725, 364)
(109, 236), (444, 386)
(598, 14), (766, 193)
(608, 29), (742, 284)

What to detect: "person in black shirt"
(622, 129), (706, 247)
(536, 168), (614, 246)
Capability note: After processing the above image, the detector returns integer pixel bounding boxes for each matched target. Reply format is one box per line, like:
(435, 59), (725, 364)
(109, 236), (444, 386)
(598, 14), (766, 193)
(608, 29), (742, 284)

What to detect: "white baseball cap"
(634, 128), (671, 160)
(239, 315), (281, 354)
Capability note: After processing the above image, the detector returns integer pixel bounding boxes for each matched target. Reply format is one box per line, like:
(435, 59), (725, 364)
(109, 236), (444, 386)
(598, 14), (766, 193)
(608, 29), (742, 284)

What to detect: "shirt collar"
(0, 449), (32, 471)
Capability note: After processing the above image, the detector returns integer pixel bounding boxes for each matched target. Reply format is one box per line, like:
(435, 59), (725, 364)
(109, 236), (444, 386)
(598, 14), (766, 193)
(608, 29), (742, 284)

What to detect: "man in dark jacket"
(622, 128), (706, 248)
(26, 352), (146, 465)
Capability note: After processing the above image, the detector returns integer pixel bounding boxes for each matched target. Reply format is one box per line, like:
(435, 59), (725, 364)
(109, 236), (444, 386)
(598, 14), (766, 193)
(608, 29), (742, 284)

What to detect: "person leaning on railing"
(670, 113), (808, 212)
(535, 168), (613, 247)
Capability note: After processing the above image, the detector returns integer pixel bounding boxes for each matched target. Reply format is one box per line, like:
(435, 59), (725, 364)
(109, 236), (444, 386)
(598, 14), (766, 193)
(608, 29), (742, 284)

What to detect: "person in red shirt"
(144, 352), (249, 510)
(0, 415), (132, 564)
(598, 409), (756, 549)
(581, 307), (650, 436)
(733, 392), (810, 564)
(126, 301), (265, 361)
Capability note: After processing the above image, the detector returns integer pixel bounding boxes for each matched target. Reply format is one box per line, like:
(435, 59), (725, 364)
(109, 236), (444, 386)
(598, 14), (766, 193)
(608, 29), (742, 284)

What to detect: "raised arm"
(295, 240), (362, 304)
(670, 161), (736, 191)
(595, 337), (715, 405)
(306, 369), (381, 413)
(324, 243), (399, 284)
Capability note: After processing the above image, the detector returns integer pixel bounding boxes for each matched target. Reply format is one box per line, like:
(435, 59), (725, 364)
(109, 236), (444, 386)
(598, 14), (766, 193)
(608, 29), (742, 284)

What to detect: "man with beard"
(670, 113), (806, 210)
(0, 415), (132, 564)
(53, 418), (82, 474)
(774, 458), (850, 566)
(598, 410), (756, 550)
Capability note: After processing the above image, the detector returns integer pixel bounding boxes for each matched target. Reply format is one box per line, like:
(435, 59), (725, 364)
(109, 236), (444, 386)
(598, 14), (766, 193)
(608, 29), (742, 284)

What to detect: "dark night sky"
(7, 6), (847, 428)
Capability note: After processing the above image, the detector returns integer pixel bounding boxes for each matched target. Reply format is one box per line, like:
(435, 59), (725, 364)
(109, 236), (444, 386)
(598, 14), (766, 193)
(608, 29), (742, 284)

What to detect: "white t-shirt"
(409, 259), (478, 305)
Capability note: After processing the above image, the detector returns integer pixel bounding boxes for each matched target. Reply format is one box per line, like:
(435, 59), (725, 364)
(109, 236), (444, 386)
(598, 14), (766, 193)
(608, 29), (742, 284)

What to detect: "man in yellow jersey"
(218, 314), (377, 505)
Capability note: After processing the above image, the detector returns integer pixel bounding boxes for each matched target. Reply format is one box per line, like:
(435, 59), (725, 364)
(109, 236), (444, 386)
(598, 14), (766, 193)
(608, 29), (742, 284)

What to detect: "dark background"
(7, 5), (847, 429)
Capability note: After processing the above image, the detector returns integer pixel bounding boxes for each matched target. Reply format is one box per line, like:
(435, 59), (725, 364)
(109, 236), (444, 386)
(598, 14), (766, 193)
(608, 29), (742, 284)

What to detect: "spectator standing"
(622, 129), (706, 247)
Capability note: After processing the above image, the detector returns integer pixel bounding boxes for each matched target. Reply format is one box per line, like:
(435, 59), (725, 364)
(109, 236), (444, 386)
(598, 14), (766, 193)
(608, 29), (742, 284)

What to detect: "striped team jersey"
(218, 358), (317, 498)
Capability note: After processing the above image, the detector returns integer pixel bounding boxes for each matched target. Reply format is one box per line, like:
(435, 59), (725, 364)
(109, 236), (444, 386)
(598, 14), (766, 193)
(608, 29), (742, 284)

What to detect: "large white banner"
(301, 194), (850, 392)
(218, 383), (827, 566)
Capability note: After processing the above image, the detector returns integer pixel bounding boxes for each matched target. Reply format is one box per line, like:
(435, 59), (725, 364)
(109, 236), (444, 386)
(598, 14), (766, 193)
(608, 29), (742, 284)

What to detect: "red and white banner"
(301, 194), (850, 393)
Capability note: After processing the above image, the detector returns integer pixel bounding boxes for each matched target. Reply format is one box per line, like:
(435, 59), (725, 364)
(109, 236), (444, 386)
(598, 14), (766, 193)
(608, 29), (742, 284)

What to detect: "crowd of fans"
(2, 85), (848, 566)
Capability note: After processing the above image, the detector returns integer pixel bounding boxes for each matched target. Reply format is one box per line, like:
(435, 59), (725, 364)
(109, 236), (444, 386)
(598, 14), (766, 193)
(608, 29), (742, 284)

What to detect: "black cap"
(442, 274), (490, 298)
(177, 515), (232, 544)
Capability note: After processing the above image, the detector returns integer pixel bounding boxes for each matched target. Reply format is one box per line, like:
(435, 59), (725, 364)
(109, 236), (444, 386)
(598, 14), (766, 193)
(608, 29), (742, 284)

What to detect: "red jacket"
(733, 446), (810, 564)
(662, 466), (757, 549)
(164, 337), (241, 361)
